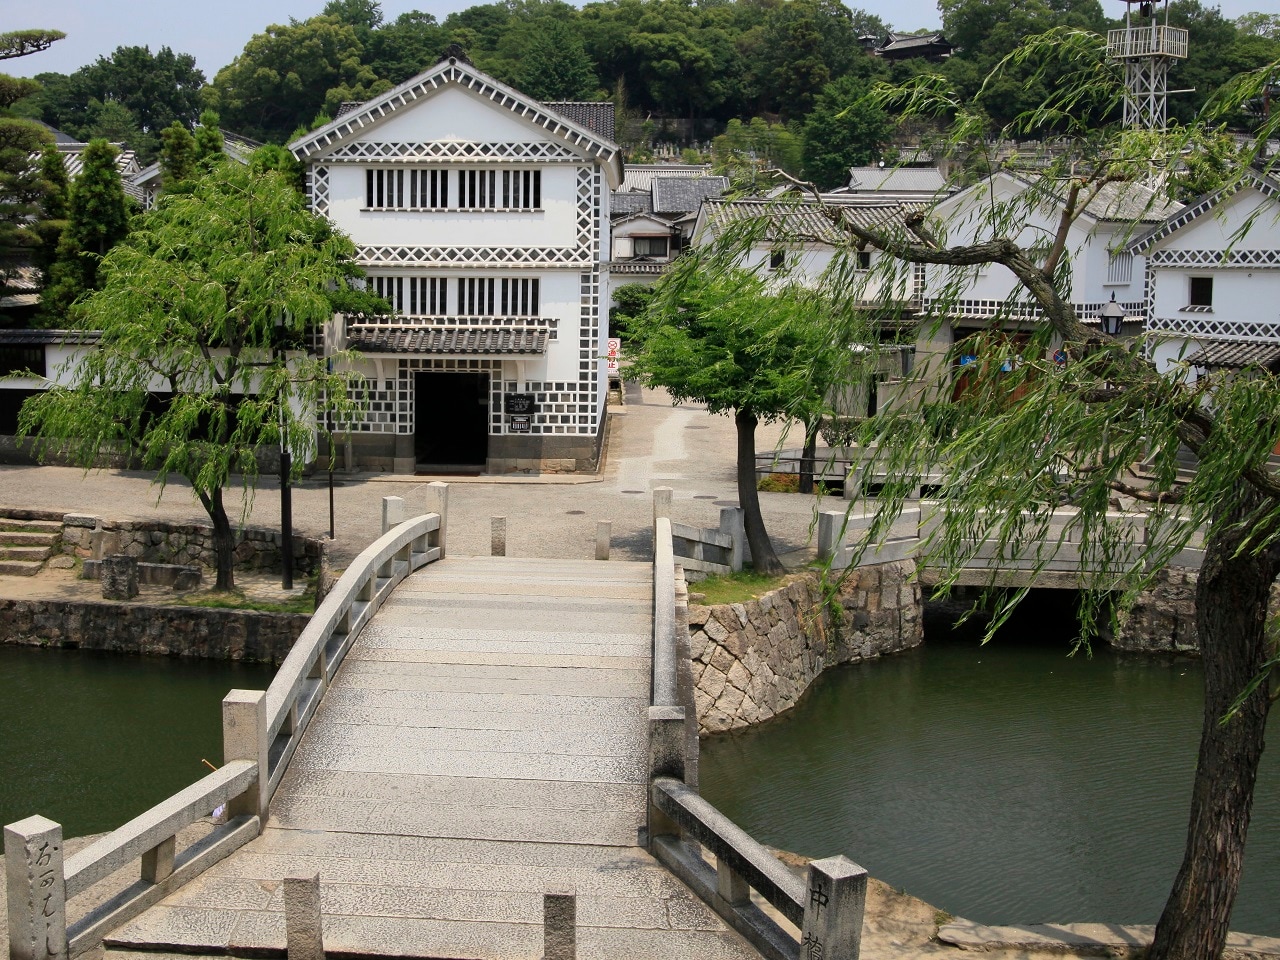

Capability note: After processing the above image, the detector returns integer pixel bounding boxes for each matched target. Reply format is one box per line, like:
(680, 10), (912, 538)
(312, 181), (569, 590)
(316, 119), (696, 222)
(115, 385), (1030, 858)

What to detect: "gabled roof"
(620, 164), (712, 192)
(611, 192), (652, 216)
(876, 32), (952, 58)
(1186, 339), (1280, 370)
(288, 56), (623, 187)
(1128, 169), (1280, 254)
(697, 197), (927, 246)
(846, 165), (947, 195)
(612, 211), (676, 230)
(56, 142), (140, 180)
(544, 102), (614, 141)
(943, 171), (1181, 229)
(652, 176), (729, 214)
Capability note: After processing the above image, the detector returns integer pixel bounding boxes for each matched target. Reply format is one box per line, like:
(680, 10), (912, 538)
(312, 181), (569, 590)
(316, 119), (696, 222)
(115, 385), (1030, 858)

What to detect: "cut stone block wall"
(689, 560), (923, 734)
(0, 598), (308, 663)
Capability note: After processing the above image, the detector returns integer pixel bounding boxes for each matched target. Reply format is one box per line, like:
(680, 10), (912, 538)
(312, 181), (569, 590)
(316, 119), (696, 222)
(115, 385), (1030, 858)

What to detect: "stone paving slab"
(322, 684), (650, 718)
(394, 577), (653, 600)
(369, 606), (653, 634)
(386, 593), (651, 615)
(312, 701), (639, 733)
(299, 720), (647, 758)
(337, 664), (650, 698)
(339, 658), (648, 688)
(268, 795), (642, 845)
(938, 921), (1280, 958)
(357, 621), (652, 645)
(354, 629), (650, 657)
(275, 770), (645, 812)
(348, 647), (650, 670)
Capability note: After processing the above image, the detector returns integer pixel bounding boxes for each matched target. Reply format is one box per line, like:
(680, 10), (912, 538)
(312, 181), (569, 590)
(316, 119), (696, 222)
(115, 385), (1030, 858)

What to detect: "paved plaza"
(0, 384), (836, 570)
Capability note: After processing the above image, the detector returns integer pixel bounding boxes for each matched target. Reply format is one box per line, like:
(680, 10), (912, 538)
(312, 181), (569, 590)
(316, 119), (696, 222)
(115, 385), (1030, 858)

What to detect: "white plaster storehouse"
(1129, 170), (1280, 379)
(914, 170), (1180, 398)
(288, 51), (623, 474)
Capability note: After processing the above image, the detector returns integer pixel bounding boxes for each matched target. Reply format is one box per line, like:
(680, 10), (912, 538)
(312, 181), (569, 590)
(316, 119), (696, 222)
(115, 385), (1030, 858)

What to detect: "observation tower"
(1106, 0), (1189, 131)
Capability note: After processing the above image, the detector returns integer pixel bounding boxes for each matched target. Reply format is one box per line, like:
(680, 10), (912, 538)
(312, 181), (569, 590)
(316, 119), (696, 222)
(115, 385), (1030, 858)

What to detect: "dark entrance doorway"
(414, 372), (489, 470)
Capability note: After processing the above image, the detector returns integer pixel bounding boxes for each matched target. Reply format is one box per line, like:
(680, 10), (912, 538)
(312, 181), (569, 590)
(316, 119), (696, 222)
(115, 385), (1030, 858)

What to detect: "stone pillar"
(381, 496), (404, 535)
(491, 517), (507, 557)
(720, 507), (745, 572)
(595, 521), (611, 561)
(425, 482), (449, 558)
(647, 706), (686, 843)
(543, 885), (576, 960)
(4, 815), (68, 960)
(801, 856), (868, 960)
(653, 487), (673, 527)
(284, 872), (324, 960)
(100, 555), (139, 600)
(222, 690), (269, 822)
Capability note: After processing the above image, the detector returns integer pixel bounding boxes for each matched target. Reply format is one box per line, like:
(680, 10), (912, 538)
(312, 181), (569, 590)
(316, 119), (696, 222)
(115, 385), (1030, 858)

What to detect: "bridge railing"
(648, 506), (868, 960)
(4, 485), (450, 960)
(818, 502), (1205, 575)
(654, 486), (745, 577)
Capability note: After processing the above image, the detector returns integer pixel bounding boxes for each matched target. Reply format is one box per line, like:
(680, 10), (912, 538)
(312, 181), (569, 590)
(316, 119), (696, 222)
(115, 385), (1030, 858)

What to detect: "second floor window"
(365, 167), (541, 211)
(457, 277), (540, 316)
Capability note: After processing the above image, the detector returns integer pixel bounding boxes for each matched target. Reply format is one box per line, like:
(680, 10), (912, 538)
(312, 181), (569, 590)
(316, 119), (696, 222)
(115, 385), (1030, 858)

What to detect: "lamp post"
(1099, 292), (1126, 337)
(275, 318), (294, 591)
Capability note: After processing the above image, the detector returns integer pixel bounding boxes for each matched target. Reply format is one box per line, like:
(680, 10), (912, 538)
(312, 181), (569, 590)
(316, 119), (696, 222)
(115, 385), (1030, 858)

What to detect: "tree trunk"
(799, 419), (819, 495)
(198, 486), (237, 592)
(735, 408), (785, 575)
(1149, 505), (1277, 960)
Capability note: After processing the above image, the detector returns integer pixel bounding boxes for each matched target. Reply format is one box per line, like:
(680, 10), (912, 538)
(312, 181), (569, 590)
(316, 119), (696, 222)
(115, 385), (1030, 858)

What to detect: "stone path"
(104, 556), (760, 960)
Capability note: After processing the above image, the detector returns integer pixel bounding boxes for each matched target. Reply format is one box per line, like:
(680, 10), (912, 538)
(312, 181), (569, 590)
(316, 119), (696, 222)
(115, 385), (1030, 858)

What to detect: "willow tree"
(768, 30), (1280, 960)
(20, 160), (368, 590)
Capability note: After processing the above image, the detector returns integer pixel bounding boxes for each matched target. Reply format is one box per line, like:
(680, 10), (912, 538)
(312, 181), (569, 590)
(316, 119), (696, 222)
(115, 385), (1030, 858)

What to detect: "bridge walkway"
(103, 556), (759, 960)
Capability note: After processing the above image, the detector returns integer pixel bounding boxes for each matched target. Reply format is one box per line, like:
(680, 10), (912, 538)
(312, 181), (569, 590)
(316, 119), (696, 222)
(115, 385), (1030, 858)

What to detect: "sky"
(4, 0), (1272, 81)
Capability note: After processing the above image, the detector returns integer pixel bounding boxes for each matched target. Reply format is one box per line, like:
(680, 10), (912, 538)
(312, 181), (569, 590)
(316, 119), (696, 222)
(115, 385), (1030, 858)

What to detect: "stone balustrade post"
(646, 706), (686, 844)
(425, 481), (449, 557)
(801, 855), (868, 960)
(4, 815), (68, 960)
(491, 517), (507, 557)
(543, 885), (576, 960)
(223, 690), (269, 822)
(720, 507), (745, 572)
(595, 521), (611, 561)
(817, 511), (839, 563)
(381, 496), (404, 535)
(284, 872), (324, 960)
(653, 487), (673, 528)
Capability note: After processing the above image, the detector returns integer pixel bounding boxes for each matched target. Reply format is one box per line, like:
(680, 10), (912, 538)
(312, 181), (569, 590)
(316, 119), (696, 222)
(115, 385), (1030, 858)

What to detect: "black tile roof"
(544, 102), (615, 142)
(347, 326), (548, 354)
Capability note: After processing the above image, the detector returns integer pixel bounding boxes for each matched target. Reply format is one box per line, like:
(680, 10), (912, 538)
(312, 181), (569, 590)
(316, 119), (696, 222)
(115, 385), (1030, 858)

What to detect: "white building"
(1129, 170), (1280, 378)
(288, 51), (623, 474)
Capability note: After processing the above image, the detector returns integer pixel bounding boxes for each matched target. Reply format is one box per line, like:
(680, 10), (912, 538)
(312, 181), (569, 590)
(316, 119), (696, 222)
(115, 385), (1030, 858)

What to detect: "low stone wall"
(3, 510), (327, 575)
(689, 560), (923, 734)
(1112, 566), (1200, 653)
(0, 598), (308, 663)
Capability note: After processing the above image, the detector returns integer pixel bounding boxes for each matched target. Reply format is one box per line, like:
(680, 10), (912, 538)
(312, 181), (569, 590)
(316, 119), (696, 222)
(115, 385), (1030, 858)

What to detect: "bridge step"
(0, 559), (45, 577)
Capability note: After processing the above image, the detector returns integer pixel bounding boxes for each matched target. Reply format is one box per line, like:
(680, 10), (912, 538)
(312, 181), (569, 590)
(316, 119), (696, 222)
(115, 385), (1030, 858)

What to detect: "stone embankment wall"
(1112, 566), (1200, 653)
(689, 560), (922, 733)
(0, 599), (308, 663)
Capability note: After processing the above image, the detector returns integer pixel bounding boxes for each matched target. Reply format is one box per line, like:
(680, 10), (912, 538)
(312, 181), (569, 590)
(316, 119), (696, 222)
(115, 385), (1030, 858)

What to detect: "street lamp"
(1099, 292), (1126, 337)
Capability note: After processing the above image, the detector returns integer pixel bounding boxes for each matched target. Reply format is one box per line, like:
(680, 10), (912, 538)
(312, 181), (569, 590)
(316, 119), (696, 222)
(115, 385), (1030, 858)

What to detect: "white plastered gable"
(288, 57), (623, 187)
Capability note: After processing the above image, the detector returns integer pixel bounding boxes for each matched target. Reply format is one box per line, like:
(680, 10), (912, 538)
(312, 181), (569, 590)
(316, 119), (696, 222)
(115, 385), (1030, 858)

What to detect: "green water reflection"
(699, 597), (1279, 936)
(0, 646), (274, 837)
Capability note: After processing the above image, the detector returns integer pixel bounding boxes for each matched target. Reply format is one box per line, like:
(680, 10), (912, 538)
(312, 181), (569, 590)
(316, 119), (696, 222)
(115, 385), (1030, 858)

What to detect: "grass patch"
(170, 591), (314, 615)
(693, 569), (792, 606)
(756, 472), (835, 495)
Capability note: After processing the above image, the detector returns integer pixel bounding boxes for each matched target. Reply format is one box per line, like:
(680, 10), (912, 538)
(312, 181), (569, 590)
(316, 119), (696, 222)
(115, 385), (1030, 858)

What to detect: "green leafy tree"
(40, 139), (131, 324)
(159, 121), (196, 185)
(512, 18), (598, 101)
(20, 163), (369, 590)
(626, 250), (839, 575)
(205, 15), (385, 144)
(194, 109), (225, 164)
(712, 117), (804, 184)
(364, 11), (444, 85)
(28, 143), (70, 285)
(802, 75), (893, 189)
(779, 29), (1280, 960)
(608, 281), (655, 341)
(0, 32), (59, 320)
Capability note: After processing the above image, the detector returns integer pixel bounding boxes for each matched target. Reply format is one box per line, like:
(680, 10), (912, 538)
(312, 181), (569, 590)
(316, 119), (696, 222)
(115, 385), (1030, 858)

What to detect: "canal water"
(699, 594), (1280, 937)
(0, 646), (275, 838)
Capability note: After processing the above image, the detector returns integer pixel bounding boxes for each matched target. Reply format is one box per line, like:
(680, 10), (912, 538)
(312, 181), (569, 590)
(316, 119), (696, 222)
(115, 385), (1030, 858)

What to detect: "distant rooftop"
(845, 166), (948, 195)
(621, 164), (712, 193)
(652, 175), (729, 214)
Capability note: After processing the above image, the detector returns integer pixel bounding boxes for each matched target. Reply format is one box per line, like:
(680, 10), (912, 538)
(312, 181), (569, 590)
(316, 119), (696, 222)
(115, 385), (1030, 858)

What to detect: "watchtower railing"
(5, 485), (450, 960)
(647, 506), (868, 960)
(1106, 25), (1189, 59)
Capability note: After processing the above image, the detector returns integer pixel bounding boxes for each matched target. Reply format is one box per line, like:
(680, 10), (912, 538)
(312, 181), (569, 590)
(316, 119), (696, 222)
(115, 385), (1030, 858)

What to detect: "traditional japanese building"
(288, 51), (623, 474)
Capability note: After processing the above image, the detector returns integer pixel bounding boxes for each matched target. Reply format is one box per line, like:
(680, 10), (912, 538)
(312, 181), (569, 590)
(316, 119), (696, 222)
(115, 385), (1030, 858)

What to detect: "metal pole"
(277, 322), (293, 591)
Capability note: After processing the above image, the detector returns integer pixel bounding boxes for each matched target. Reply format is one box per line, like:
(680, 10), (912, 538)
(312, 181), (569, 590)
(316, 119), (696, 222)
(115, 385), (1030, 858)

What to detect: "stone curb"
(938, 920), (1280, 958)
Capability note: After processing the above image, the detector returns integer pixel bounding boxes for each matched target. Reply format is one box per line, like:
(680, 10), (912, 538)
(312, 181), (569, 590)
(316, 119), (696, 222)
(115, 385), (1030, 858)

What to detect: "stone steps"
(0, 517), (63, 576)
